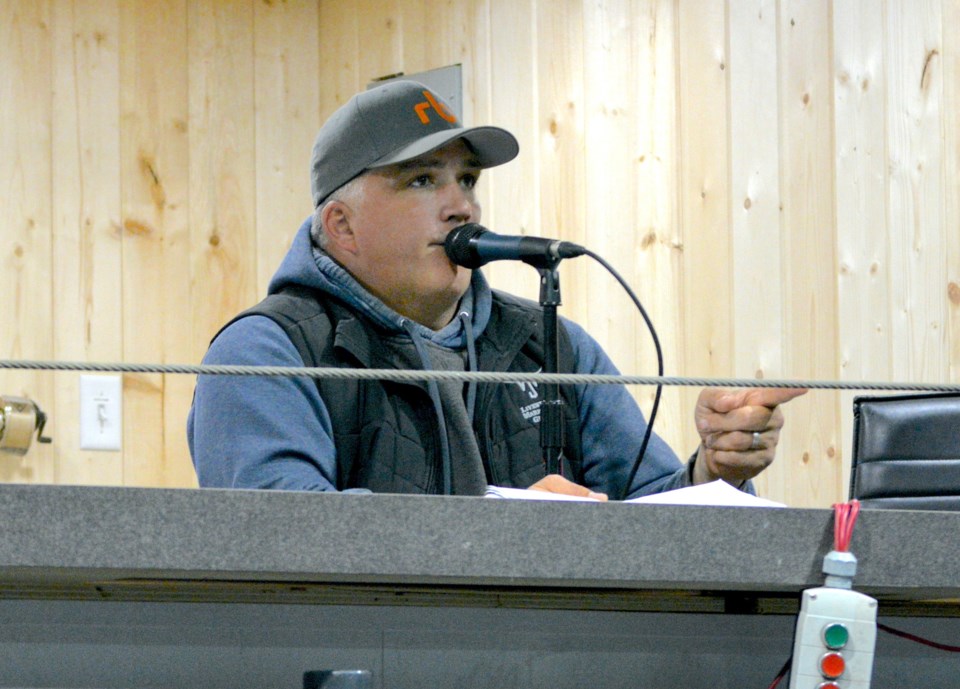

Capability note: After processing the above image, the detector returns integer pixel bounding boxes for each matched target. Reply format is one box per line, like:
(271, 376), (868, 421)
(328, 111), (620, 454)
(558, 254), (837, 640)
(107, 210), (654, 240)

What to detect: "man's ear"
(321, 200), (358, 254)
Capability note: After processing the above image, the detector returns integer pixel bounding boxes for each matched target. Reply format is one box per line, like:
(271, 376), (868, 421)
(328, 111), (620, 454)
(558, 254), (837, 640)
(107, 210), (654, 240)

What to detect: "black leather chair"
(849, 393), (960, 510)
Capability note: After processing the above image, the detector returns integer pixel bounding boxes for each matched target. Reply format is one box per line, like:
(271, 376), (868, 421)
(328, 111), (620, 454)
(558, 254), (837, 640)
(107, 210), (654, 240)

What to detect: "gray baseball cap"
(310, 80), (519, 207)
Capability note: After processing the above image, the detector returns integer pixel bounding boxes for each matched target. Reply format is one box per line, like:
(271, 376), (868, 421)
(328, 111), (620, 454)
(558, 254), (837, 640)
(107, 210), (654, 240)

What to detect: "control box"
(788, 586), (877, 689)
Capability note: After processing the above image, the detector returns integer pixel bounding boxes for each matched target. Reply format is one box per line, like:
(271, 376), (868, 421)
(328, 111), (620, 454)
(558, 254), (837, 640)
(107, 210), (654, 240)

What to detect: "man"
(188, 80), (803, 500)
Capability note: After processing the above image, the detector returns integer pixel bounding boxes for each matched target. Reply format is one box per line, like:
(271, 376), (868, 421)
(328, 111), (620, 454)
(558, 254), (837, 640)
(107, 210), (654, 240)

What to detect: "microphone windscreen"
(444, 223), (488, 268)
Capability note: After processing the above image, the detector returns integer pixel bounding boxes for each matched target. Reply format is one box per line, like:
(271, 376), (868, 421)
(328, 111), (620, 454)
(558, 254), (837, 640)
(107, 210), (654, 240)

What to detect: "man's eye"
(460, 174), (478, 189)
(409, 174), (433, 188)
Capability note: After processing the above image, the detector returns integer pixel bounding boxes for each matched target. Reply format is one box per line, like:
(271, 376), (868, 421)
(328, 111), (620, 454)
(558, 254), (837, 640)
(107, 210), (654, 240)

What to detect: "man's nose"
(441, 182), (475, 224)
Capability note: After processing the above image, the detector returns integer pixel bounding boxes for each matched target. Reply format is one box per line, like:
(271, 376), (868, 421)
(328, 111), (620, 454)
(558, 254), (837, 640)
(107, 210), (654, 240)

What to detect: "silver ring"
(750, 432), (762, 450)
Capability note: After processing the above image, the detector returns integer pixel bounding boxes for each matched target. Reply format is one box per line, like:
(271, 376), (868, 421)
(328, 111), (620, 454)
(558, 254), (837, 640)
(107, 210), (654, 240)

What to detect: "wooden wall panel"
(833, 0), (890, 498)
(947, 0), (960, 383)
(51, 0), (123, 485)
(406, 0), (474, 78)
(317, 0), (360, 114)
(727, 0), (787, 498)
(580, 1), (686, 446)
(2, 0), (958, 508)
(0, 1), (55, 485)
(582, 0), (642, 365)
(833, 0), (893, 498)
(728, 0), (783, 382)
(187, 0), (258, 348)
(482, 0), (540, 302)
(772, 0), (842, 507)
(676, 0), (732, 457)
(254, 0), (320, 293)
(628, 0), (685, 445)
(834, 2), (891, 386)
(536, 1), (586, 325)
(119, 0), (193, 488)
(886, 0), (948, 383)
(578, 0), (635, 432)
(534, 0), (593, 466)
(180, 0), (258, 489)
(396, 0), (430, 70)
(355, 0), (401, 80)
(459, 0), (493, 240)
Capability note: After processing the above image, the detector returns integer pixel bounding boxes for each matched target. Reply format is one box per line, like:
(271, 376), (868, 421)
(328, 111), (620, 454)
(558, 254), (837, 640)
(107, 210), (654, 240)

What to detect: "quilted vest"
(220, 286), (584, 493)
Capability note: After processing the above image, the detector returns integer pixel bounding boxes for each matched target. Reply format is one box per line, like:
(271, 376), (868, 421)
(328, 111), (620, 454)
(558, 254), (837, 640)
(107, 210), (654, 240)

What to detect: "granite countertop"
(1, 484), (958, 611)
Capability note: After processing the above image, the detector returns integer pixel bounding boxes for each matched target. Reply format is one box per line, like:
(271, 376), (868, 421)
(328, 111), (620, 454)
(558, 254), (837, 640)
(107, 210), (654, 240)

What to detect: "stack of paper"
(484, 479), (785, 508)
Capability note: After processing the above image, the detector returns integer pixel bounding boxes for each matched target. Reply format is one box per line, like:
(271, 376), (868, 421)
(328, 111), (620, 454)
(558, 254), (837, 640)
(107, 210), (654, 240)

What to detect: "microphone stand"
(535, 260), (565, 476)
(446, 223), (581, 477)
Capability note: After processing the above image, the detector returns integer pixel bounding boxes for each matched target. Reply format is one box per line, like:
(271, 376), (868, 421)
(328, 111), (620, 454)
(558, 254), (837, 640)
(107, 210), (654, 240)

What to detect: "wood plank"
(187, 0), (258, 350)
(676, 0), (731, 456)
(0, 1), (55, 485)
(536, 0), (586, 323)
(184, 0), (257, 489)
(727, 0), (794, 502)
(397, 0), (429, 72)
(626, 0), (685, 453)
(946, 0), (960, 383)
(254, 0), (320, 295)
(774, 0), (841, 507)
(728, 0), (783, 382)
(832, 0), (889, 497)
(51, 0), (123, 486)
(459, 0), (493, 225)
(581, 0), (641, 362)
(396, 0), (476, 80)
(356, 0), (402, 83)
(581, 0), (687, 452)
(886, 0), (948, 383)
(482, 0), (539, 303)
(318, 0), (361, 116)
(119, 0), (194, 488)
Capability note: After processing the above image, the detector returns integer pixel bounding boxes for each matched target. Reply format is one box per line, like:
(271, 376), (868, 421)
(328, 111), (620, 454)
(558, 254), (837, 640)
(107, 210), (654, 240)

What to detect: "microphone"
(444, 223), (586, 269)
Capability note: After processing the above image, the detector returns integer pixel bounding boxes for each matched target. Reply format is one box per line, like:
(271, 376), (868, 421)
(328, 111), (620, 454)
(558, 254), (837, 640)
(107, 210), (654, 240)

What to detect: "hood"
(269, 217), (494, 496)
(268, 218), (493, 349)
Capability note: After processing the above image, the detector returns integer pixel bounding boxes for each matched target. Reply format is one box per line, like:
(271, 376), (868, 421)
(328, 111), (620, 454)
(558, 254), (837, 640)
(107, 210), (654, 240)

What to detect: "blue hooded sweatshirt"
(187, 218), (697, 498)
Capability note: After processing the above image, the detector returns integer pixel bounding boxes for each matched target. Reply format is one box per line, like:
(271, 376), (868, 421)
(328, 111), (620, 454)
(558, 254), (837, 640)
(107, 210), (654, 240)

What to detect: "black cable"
(878, 622), (960, 652)
(581, 249), (665, 501)
(765, 656), (791, 689)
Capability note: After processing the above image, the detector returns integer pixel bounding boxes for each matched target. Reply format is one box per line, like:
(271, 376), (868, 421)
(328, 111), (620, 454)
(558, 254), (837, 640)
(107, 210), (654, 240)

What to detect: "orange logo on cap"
(414, 90), (458, 125)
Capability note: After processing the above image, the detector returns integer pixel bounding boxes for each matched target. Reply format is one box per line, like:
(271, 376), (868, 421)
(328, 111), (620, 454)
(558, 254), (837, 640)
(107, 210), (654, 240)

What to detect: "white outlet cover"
(79, 375), (122, 451)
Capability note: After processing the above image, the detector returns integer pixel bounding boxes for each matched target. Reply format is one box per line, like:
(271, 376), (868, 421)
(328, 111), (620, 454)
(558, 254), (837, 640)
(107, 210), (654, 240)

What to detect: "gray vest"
(221, 286), (584, 493)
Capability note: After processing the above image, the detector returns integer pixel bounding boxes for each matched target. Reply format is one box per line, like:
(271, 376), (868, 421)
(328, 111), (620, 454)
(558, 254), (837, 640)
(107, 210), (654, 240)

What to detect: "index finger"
(741, 387), (808, 408)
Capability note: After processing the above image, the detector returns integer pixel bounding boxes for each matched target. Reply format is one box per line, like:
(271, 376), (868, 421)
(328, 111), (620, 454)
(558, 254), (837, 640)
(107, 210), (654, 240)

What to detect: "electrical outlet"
(79, 375), (122, 451)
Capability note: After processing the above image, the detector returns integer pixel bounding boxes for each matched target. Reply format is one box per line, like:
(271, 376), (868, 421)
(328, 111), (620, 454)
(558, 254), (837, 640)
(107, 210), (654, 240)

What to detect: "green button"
(822, 622), (849, 649)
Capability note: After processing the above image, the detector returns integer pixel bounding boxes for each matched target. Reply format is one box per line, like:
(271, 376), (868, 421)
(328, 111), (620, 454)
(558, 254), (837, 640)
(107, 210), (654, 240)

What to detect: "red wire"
(832, 499), (861, 551)
(765, 656), (791, 689)
(878, 622), (960, 652)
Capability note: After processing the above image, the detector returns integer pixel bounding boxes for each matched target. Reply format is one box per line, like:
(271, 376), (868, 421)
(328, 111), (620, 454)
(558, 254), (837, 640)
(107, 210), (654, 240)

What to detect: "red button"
(819, 651), (845, 679)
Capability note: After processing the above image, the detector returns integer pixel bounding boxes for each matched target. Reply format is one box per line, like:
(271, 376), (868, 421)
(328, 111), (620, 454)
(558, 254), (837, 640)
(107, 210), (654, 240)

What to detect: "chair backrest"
(850, 393), (960, 510)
